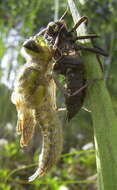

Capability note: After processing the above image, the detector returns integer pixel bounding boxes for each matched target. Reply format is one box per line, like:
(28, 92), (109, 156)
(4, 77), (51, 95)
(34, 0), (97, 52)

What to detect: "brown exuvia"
(39, 15), (107, 120)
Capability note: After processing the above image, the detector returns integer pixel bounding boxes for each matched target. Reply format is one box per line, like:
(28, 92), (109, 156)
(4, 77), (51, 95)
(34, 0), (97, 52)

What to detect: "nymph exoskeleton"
(39, 14), (107, 120)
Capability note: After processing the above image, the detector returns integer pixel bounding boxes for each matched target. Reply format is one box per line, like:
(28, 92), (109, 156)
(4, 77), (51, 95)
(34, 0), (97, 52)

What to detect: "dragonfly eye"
(23, 39), (40, 53)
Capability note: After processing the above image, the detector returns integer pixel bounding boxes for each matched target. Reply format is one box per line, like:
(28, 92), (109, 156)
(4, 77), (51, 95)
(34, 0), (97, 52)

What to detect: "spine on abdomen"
(28, 107), (63, 182)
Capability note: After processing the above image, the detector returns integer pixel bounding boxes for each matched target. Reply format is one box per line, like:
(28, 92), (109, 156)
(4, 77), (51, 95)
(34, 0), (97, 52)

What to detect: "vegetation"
(0, 0), (117, 189)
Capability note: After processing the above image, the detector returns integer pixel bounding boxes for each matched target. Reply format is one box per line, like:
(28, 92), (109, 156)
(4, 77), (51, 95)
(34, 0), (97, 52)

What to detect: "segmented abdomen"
(28, 104), (63, 182)
(54, 55), (86, 120)
(12, 63), (63, 181)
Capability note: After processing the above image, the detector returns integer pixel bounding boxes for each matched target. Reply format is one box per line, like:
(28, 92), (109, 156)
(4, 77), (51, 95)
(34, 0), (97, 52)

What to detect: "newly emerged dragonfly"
(11, 35), (63, 182)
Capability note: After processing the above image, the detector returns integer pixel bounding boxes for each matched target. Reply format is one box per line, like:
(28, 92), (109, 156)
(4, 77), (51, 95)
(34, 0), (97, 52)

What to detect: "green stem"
(54, 0), (59, 21)
(68, 0), (117, 189)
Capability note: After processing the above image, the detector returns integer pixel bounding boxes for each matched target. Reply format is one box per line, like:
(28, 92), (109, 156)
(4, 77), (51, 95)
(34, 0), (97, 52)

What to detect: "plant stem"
(68, 0), (117, 189)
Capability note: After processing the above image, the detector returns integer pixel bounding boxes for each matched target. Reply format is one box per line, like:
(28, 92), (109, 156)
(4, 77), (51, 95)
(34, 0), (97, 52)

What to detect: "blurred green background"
(0, 0), (117, 189)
